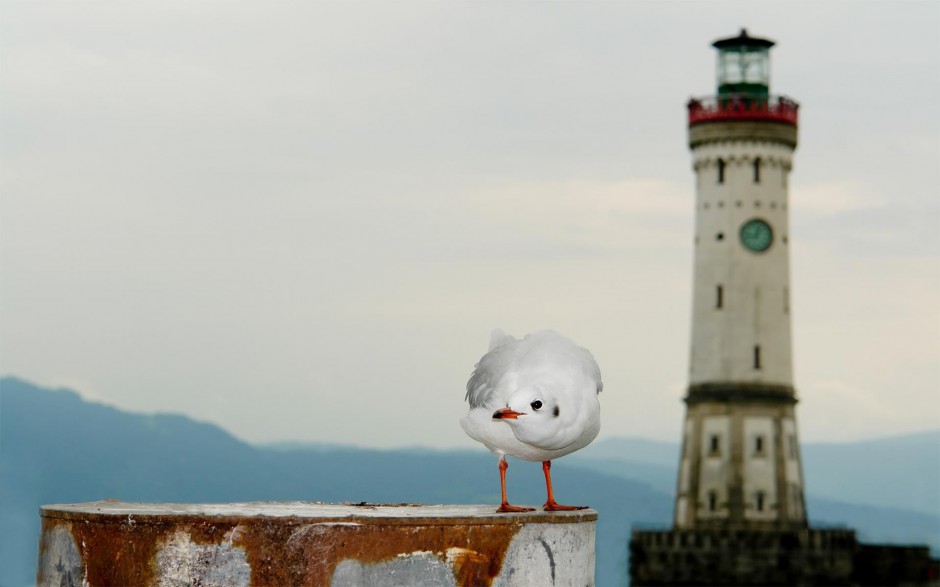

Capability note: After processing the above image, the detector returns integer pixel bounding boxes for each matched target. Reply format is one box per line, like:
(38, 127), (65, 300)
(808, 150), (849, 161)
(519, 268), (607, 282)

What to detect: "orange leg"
(496, 457), (535, 513)
(542, 460), (587, 511)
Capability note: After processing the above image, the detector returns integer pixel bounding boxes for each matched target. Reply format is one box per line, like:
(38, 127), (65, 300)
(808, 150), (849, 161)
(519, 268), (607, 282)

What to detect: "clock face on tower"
(740, 218), (773, 252)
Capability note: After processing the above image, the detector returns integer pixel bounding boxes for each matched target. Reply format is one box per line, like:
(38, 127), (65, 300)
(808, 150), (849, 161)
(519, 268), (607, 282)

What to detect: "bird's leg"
(496, 456), (535, 513)
(542, 460), (587, 511)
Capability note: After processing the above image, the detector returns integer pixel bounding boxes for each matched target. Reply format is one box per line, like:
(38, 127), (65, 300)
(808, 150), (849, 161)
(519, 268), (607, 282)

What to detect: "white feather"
(461, 330), (602, 462)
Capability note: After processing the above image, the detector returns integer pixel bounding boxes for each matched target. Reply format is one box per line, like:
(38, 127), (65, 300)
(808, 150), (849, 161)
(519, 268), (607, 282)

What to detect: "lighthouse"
(630, 31), (864, 586)
(674, 28), (806, 529)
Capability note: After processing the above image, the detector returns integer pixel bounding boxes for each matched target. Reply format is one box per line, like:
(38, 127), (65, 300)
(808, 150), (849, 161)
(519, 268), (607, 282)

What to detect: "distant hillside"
(577, 435), (682, 467)
(574, 430), (940, 517)
(802, 431), (940, 517)
(2, 376), (937, 587)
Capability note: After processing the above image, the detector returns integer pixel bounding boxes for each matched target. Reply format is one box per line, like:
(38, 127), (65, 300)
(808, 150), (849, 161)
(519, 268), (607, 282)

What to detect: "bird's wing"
(581, 346), (604, 394)
(465, 331), (519, 408)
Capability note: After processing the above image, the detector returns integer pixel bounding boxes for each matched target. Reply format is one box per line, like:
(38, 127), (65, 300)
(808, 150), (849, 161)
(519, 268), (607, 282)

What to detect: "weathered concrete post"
(37, 501), (596, 586)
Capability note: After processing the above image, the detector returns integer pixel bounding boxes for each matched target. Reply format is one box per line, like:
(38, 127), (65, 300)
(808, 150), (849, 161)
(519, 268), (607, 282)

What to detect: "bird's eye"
(531, 400), (543, 410)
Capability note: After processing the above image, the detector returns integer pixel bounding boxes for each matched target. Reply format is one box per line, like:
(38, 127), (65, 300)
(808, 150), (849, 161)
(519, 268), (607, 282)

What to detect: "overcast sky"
(2, 1), (938, 450)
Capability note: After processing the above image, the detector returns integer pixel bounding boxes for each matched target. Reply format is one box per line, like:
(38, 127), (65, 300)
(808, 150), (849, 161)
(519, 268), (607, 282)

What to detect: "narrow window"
(709, 434), (720, 455)
(716, 285), (724, 309)
(756, 491), (765, 512)
(754, 345), (762, 370)
(755, 435), (764, 454)
(717, 159), (726, 184)
(708, 491), (718, 512)
(753, 157), (762, 183)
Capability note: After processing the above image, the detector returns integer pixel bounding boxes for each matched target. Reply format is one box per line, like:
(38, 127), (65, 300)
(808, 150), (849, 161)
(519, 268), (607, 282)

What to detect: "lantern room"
(687, 28), (798, 129)
(713, 28), (774, 99)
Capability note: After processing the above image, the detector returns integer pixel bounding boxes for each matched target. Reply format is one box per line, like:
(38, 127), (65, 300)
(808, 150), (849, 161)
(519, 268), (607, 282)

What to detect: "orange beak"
(493, 407), (523, 420)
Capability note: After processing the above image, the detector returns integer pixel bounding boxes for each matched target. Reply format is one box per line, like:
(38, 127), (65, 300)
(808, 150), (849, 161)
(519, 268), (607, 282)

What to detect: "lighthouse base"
(630, 527), (937, 587)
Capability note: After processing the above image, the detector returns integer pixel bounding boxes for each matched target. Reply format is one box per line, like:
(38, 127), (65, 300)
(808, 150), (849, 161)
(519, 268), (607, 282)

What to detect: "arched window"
(717, 159), (726, 184)
(756, 491), (766, 512)
(716, 285), (724, 309)
(753, 157), (762, 183)
(708, 491), (718, 512)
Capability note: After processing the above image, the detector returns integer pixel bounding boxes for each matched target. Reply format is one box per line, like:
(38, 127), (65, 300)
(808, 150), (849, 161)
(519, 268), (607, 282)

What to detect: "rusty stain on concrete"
(37, 501), (597, 586)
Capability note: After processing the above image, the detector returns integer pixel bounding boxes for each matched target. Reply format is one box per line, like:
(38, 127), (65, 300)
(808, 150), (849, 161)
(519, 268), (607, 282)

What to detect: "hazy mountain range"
(2, 376), (937, 586)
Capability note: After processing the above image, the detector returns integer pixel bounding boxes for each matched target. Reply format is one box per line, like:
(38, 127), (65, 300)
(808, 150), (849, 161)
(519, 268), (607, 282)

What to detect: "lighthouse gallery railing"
(688, 94), (799, 126)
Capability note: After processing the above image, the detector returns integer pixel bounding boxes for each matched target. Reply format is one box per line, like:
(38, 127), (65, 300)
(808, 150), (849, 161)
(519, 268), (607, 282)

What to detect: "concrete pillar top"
(38, 501), (598, 586)
(41, 500), (597, 524)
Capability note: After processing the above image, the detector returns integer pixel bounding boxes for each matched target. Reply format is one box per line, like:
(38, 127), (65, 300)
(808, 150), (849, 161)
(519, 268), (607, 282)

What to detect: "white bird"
(461, 330), (603, 512)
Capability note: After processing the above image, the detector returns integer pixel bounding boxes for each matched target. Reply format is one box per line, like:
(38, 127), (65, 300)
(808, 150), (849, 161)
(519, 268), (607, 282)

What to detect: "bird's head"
(492, 385), (574, 450)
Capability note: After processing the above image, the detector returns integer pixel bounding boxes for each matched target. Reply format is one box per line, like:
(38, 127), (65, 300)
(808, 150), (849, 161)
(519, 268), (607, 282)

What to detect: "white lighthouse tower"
(630, 31), (933, 586)
(673, 29), (806, 529)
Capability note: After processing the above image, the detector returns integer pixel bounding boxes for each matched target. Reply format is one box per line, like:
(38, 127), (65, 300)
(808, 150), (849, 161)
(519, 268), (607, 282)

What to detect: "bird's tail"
(488, 328), (515, 351)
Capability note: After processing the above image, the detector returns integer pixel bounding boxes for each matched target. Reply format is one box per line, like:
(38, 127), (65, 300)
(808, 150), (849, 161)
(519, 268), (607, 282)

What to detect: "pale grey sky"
(2, 1), (938, 449)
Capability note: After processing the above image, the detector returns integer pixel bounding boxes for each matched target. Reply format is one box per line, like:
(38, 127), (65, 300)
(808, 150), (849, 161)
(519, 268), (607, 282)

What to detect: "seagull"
(461, 330), (603, 513)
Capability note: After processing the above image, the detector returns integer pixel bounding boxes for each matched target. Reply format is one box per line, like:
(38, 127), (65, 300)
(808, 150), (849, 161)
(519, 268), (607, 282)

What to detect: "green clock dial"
(740, 219), (773, 253)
